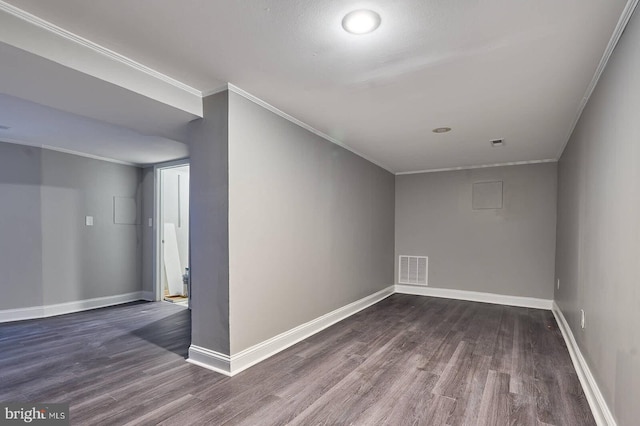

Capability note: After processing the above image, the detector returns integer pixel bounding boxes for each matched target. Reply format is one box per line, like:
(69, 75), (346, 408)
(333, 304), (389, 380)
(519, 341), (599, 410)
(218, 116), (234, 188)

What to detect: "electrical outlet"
(85, 216), (94, 226)
(557, 278), (560, 290)
(580, 309), (586, 329)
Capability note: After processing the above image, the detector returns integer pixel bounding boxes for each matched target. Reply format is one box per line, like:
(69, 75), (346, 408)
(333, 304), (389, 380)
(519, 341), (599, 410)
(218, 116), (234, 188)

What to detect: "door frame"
(154, 158), (190, 303)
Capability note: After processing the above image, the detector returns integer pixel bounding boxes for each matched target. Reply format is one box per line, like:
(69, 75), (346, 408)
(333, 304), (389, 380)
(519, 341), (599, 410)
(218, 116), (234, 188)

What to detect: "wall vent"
(399, 255), (428, 286)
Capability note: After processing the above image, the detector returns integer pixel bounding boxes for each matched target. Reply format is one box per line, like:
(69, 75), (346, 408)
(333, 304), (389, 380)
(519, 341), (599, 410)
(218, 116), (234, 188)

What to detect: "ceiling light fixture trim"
(342, 9), (382, 35)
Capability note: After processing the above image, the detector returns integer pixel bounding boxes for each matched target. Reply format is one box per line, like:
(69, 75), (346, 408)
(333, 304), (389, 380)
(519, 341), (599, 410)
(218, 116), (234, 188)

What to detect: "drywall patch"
(114, 196), (137, 224)
(472, 181), (503, 209)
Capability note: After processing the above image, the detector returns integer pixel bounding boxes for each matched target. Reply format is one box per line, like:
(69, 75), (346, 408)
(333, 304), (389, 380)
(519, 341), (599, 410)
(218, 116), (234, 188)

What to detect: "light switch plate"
(148, 218), (153, 227)
(86, 216), (94, 226)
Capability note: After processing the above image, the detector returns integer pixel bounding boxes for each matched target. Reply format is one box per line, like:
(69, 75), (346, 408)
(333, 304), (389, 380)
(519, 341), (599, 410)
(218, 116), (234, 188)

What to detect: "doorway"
(155, 161), (190, 307)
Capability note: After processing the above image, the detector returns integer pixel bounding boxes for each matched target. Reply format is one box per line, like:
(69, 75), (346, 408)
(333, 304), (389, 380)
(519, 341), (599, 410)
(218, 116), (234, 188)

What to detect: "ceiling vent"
(399, 255), (428, 286)
(490, 139), (504, 147)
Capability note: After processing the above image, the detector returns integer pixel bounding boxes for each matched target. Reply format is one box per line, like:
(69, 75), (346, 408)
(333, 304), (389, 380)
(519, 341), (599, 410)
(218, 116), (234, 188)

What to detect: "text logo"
(0, 403), (68, 425)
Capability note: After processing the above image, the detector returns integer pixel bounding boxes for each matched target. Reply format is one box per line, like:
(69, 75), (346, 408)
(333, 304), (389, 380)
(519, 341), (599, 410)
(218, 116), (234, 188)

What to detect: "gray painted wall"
(0, 143), (43, 310)
(141, 167), (154, 295)
(40, 149), (142, 304)
(555, 8), (640, 424)
(228, 92), (395, 354)
(0, 141), (143, 310)
(188, 91), (230, 355)
(396, 163), (557, 299)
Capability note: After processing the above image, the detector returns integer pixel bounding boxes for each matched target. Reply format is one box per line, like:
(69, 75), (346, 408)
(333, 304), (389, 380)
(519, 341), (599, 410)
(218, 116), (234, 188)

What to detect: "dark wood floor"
(0, 294), (594, 425)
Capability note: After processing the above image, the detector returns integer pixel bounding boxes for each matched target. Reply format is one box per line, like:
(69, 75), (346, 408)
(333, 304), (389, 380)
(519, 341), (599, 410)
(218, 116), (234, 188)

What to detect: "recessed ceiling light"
(490, 139), (505, 147)
(432, 127), (451, 133)
(342, 10), (381, 35)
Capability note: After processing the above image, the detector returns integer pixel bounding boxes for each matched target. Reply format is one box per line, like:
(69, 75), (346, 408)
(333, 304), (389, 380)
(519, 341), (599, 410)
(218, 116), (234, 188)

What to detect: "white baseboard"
(140, 291), (155, 301)
(230, 285), (395, 375)
(0, 291), (148, 323)
(187, 285), (395, 376)
(395, 284), (553, 310)
(187, 346), (232, 376)
(0, 305), (45, 323)
(552, 302), (616, 426)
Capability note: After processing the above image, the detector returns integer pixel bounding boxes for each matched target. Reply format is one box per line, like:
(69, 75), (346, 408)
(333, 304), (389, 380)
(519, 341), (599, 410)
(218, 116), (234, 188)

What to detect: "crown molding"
(0, 4), (201, 163)
(557, 0), (639, 159)
(396, 158), (558, 176)
(227, 84), (395, 174)
(3, 0), (629, 172)
(42, 145), (139, 166)
(201, 84), (230, 97)
(0, 137), (139, 167)
(0, 0), (203, 98)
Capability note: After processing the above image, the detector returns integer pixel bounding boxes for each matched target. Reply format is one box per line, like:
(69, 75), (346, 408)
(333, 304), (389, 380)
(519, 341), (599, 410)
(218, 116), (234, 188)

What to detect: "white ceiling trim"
(42, 144), (140, 167)
(0, 1), (203, 117)
(0, 137), (139, 167)
(202, 84), (231, 97)
(227, 84), (395, 174)
(557, 0), (639, 159)
(0, 1), (201, 97)
(1, 1), (631, 173)
(396, 159), (558, 176)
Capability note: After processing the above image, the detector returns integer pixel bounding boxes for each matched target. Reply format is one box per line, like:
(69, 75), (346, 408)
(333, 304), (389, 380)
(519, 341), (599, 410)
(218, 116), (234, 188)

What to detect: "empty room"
(0, 1), (638, 425)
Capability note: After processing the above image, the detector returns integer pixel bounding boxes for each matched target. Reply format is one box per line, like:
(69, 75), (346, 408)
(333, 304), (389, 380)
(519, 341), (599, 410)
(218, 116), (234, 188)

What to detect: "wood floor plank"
(432, 340), (475, 398)
(357, 371), (440, 425)
(0, 295), (595, 425)
(448, 354), (492, 425)
(491, 308), (515, 374)
(509, 389), (537, 426)
(477, 370), (511, 426)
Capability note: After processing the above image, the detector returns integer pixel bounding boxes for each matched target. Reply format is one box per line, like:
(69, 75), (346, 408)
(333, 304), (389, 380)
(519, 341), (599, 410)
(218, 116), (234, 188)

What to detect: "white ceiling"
(0, 0), (634, 172)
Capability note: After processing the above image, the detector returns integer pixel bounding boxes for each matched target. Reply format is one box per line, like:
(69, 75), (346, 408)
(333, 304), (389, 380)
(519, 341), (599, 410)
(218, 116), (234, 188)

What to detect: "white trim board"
(552, 302), (616, 426)
(188, 285), (552, 376)
(0, 291), (149, 323)
(187, 285), (395, 376)
(0, 0), (202, 111)
(140, 291), (155, 302)
(187, 346), (232, 377)
(395, 284), (553, 310)
(227, 84), (394, 174)
(396, 159), (558, 176)
(0, 137), (140, 167)
(201, 84), (231, 97)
